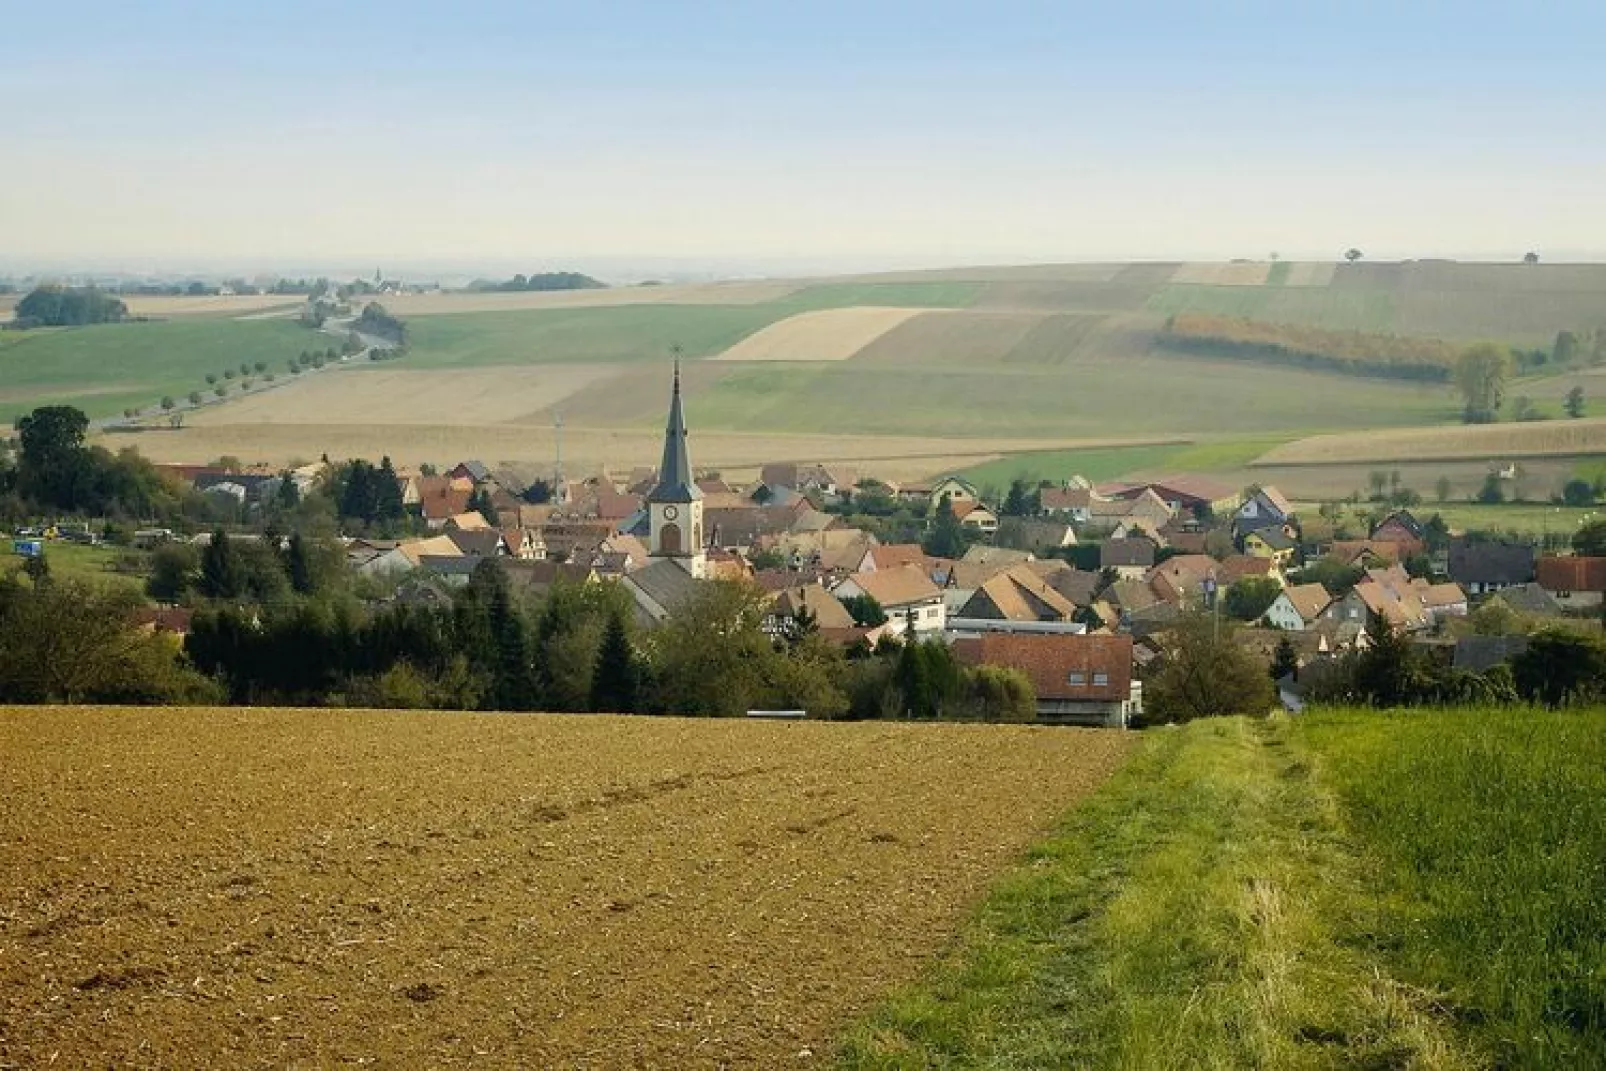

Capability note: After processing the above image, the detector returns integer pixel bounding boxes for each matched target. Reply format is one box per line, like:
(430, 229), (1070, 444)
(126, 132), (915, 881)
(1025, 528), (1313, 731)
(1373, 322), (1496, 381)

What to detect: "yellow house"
(1244, 527), (1297, 566)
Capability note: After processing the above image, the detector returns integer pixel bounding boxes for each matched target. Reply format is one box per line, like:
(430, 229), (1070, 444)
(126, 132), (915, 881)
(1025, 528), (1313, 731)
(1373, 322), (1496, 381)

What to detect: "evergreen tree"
(468, 485), (499, 526)
(198, 529), (245, 599)
(589, 612), (640, 713)
(923, 493), (969, 558)
(286, 532), (315, 595)
(1352, 609), (1418, 707)
(1271, 635), (1299, 681)
(1001, 478), (1038, 517)
(376, 456), (406, 522)
(274, 471), (300, 511)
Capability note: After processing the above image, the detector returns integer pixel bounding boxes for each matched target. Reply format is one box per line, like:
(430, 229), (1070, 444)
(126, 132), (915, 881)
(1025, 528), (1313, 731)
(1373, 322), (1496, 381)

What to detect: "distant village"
(108, 369), (1599, 728)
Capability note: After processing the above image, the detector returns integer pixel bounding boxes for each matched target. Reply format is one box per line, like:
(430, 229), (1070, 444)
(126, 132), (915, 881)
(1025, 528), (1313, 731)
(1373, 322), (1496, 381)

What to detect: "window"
(1068, 672), (1086, 686)
(1093, 672), (1109, 687)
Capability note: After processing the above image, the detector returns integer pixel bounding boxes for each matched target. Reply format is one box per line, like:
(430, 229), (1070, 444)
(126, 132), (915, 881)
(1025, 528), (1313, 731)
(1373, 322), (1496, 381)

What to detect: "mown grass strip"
(839, 717), (1473, 1069)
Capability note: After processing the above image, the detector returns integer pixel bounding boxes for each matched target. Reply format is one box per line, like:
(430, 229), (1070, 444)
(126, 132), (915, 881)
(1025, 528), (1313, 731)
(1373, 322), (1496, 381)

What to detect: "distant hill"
(469, 271), (607, 293)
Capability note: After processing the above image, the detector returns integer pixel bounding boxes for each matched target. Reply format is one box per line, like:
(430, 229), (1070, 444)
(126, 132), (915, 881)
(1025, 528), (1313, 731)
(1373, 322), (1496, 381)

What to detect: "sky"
(4, 1), (1605, 275)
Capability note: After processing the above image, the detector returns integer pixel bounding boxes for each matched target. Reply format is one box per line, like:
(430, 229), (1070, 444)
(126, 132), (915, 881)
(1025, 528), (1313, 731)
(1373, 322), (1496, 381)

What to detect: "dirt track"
(0, 707), (1130, 1068)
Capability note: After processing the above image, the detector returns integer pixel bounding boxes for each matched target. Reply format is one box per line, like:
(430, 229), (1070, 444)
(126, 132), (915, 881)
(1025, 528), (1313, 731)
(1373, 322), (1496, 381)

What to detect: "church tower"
(647, 360), (705, 578)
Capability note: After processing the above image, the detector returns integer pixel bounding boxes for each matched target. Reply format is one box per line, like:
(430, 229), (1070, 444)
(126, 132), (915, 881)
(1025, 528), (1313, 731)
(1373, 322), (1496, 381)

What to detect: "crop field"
(1258, 415), (1606, 466)
(118, 294), (305, 319)
(0, 707), (1131, 1068)
(185, 365), (621, 427)
(770, 281), (982, 312)
(710, 307), (928, 362)
(379, 281), (800, 316)
(957, 437), (1288, 489)
(0, 319), (338, 422)
(1169, 261), (1273, 286)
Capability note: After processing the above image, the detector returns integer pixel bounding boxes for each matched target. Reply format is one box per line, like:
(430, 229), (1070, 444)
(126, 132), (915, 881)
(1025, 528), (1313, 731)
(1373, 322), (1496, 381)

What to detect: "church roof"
(648, 362), (701, 504)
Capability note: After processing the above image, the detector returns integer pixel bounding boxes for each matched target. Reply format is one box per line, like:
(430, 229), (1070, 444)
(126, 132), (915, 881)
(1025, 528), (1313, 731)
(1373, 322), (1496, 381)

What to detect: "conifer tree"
(199, 529), (245, 599)
(589, 612), (640, 713)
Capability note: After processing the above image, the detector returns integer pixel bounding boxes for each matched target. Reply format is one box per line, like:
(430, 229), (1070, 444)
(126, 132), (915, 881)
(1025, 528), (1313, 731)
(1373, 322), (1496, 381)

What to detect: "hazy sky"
(6, 1), (1605, 273)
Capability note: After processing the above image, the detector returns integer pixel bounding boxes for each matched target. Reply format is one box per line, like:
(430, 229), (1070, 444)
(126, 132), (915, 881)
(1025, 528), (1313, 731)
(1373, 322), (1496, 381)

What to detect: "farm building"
(1536, 555), (1606, 609)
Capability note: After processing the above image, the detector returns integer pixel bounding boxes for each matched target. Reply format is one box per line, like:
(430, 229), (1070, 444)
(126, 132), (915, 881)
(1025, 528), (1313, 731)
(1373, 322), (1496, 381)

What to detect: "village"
(108, 368), (1598, 727)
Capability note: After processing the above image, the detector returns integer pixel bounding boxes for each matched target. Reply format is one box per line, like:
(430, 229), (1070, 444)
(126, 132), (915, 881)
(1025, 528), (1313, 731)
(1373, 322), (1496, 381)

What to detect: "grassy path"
(840, 717), (1475, 1069)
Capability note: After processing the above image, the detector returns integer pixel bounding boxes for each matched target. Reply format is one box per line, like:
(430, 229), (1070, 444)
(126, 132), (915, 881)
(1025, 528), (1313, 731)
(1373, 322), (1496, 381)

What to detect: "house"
(1243, 526), (1297, 566)
(445, 511), (492, 532)
(1145, 554), (1220, 607)
(1088, 488), (1174, 531)
(1486, 582), (1563, 617)
(449, 460), (494, 486)
(419, 477), (472, 529)
(1448, 538), (1535, 595)
(1264, 583), (1332, 631)
(1416, 580), (1469, 622)
(1329, 539), (1405, 566)
(900, 475), (978, 510)
(1371, 511), (1426, 557)
(446, 528), (508, 558)
(1015, 518), (1078, 551)
(1235, 485), (1294, 532)
(955, 564), (1078, 624)
(951, 500), (999, 536)
(129, 606), (195, 636)
(832, 564), (947, 637)
(855, 543), (929, 575)
(1039, 485), (1093, 523)
(1140, 476), (1239, 518)
(961, 545), (1035, 569)
(1536, 555), (1606, 609)
(764, 584), (860, 642)
(1328, 573), (1430, 632)
(1100, 537), (1155, 579)
(951, 633), (1140, 727)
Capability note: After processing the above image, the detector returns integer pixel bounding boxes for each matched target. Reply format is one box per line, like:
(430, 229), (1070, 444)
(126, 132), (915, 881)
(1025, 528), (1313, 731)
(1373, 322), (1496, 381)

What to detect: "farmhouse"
(951, 633), (1141, 727)
(1448, 538), (1535, 595)
(1100, 537), (1156, 579)
(1235, 485), (1294, 533)
(955, 564), (1078, 624)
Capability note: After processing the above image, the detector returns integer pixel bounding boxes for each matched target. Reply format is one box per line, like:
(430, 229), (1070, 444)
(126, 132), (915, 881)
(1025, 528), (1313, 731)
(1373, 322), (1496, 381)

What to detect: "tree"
(1223, 576), (1282, 621)
(1555, 330), (1580, 366)
(16, 405), (90, 507)
(206, 373), (217, 385)
(1574, 519), (1606, 557)
(188, 391), (202, 405)
(1476, 472), (1505, 504)
(1001, 478), (1039, 517)
(1566, 385), (1586, 419)
(1454, 343), (1513, 422)
(923, 493), (969, 559)
(1344, 248), (1363, 263)
(146, 542), (198, 601)
(1350, 610), (1421, 707)
(1145, 615), (1275, 723)
(960, 665), (1035, 722)
(1524, 251), (1540, 265)
(894, 639), (964, 719)
(1512, 630), (1606, 707)
(840, 593), (888, 627)
(1271, 636), (1299, 682)
(253, 361), (267, 374)
(22, 552), (50, 586)
(1367, 470), (1388, 500)
(198, 529), (246, 599)
(1563, 479), (1595, 507)
(468, 485), (499, 526)
(160, 396), (175, 411)
(589, 612), (640, 713)
(1435, 476), (1453, 503)
(285, 532), (316, 595)
(12, 285), (127, 327)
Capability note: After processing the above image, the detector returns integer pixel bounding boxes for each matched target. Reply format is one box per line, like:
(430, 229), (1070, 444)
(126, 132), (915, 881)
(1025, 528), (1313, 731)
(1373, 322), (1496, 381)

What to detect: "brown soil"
(0, 707), (1131, 1069)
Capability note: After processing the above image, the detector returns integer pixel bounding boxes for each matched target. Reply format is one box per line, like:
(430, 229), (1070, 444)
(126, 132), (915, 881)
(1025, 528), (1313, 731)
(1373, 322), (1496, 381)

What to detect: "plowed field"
(0, 707), (1130, 1069)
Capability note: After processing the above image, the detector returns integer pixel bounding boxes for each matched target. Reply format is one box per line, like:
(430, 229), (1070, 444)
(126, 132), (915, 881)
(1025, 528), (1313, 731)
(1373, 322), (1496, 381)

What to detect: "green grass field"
(681, 355), (1456, 439)
(773, 281), (983, 312)
(0, 319), (323, 422)
(1367, 501), (1601, 538)
(959, 444), (1191, 487)
(1, 541), (148, 595)
(402, 305), (791, 369)
(843, 710), (1606, 1068)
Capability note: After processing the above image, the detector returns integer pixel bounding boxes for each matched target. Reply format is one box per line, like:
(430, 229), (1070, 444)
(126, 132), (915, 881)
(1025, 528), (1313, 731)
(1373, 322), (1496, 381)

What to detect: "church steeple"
(649, 359), (701, 504)
(646, 357), (706, 577)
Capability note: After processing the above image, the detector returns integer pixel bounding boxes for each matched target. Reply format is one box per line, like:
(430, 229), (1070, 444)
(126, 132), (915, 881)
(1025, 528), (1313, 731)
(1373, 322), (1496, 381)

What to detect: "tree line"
(1160, 313), (1458, 382)
(470, 272), (606, 292)
(10, 285), (129, 328)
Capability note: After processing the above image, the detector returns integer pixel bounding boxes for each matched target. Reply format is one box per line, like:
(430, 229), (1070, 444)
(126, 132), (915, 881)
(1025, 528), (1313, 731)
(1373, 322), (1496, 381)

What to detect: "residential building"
(832, 564), (947, 636)
(1101, 536), (1156, 578)
(1264, 583), (1332, 631)
(950, 633), (1140, 727)
(1448, 538), (1535, 595)
(1536, 555), (1606, 609)
(1235, 485), (1294, 533)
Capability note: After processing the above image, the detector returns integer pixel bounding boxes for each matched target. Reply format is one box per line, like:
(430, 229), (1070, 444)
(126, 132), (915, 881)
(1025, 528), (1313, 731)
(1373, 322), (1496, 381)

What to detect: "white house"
(1263, 583), (1332, 631)
(832, 564), (947, 637)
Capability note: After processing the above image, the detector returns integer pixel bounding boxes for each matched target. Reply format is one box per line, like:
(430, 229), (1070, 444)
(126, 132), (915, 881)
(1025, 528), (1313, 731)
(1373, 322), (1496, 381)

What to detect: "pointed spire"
(649, 353), (701, 503)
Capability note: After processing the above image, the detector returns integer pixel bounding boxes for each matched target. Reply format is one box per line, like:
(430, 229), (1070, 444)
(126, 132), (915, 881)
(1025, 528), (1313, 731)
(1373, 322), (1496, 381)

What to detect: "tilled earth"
(0, 707), (1130, 1068)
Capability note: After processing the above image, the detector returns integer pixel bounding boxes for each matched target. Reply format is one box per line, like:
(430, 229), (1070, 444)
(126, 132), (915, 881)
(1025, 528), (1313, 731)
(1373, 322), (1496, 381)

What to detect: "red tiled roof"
(1537, 556), (1606, 593)
(952, 633), (1133, 702)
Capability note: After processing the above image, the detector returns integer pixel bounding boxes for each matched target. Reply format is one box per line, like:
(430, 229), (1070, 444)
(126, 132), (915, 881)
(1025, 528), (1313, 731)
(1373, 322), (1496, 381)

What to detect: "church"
(624, 363), (708, 623)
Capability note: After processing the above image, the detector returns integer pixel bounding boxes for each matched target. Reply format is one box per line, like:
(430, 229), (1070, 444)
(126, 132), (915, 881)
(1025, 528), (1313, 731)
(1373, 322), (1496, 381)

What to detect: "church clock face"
(663, 506), (679, 520)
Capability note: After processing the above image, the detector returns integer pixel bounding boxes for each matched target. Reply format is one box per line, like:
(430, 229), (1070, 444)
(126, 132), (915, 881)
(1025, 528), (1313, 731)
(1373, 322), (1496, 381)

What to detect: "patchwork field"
(1257, 416), (1606, 466)
(380, 281), (800, 316)
(0, 707), (1131, 1068)
(119, 294), (305, 319)
(710, 306), (928, 362)
(185, 365), (620, 427)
